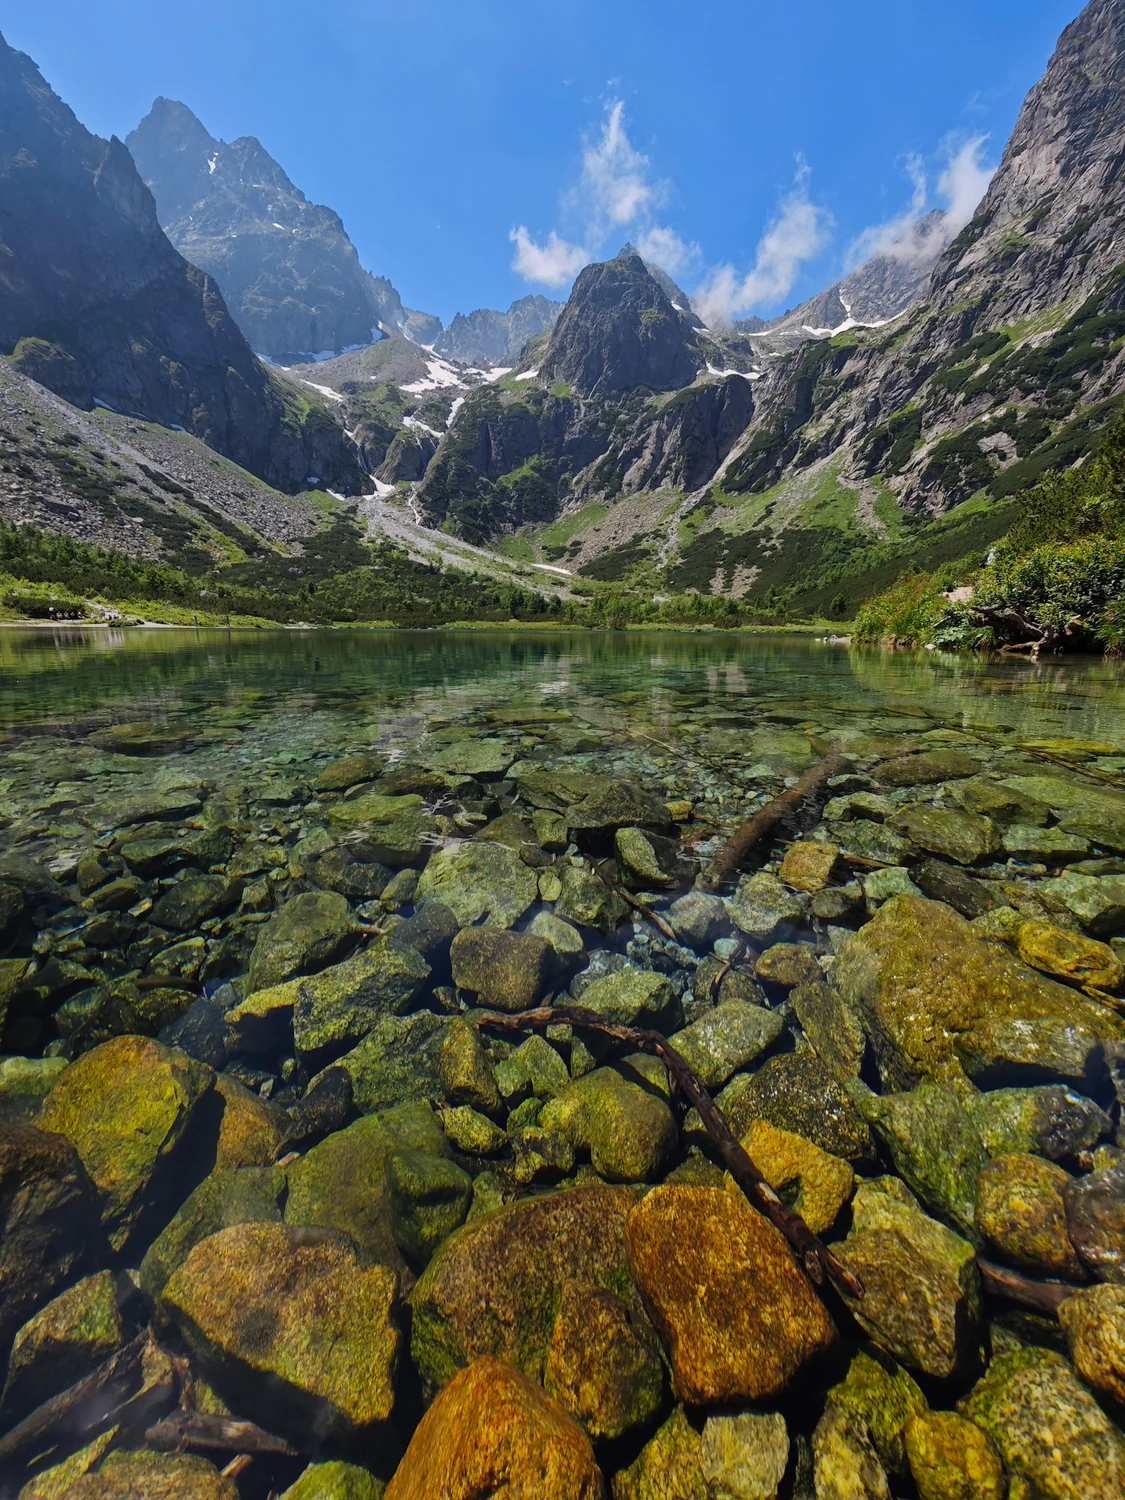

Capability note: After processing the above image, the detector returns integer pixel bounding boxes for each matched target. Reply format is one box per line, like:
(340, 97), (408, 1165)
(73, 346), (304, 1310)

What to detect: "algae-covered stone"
(292, 940), (431, 1054)
(164, 1222), (399, 1445)
(886, 806), (998, 865)
(440, 1106), (507, 1155)
(333, 1011), (450, 1114)
(966, 1083), (1111, 1160)
(717, 1050), (874, 1164)
(578, 966), (678, 1028)
(781, 840), (840, 893)
(826, 1349), (926, 1477)
(1003, 824), (1089, 861)
(2, 1270), (122, 1418)
(616, 826), (680, 887)
(878, 751), (981, 785)
(1058, 1283), (1125, 1404)
(532, 808), (569, 851)
(544, 1279), (664, 1441)
(754, 943), (822, 988)
(963, 1343), (1125, 1500)
(410, 1184), (645, 1391)
(1038, 869), (1125, 935)
(0, 1124), (97, 1361)
(285, 1104), (448, 1280)
(698, 1411), (789, 1500)
(612, 1407), (704, 1500)
(729, 872), (807, 939)
(1000, 773), (1125, 852)
(66, 1450), (237, 1500)
(975, 1152), (1083, 1279)
(213, 1073), (288, 1170)
(449, 926), (551, 1010)
(1063, 1160), (1125, 1283)
(667, 889), (726, 948)
(833, 895), (1124, 1090)
(739, 1118), (854, 1236)
(247, 891), (358, 993)
(555, 860), (628, 932)
(528, 909), (586, 965)
(791, 982), (866, 1078)
(281, 1462), (384, 1500)
(624, 1184), (836, 1404)
(427, 738), (513, 777)
(383, 1357), (603, 1500)
(950, 777), (1049, 827)
(316, 752), (386, 792)
(568, 781), (670, 834)
(812, 1409), (891, 1500)
(830, 818), (914, 867)
(17, 1427), (119, 1500)
(439, 1018), (501, 1115)
(835, 1178), (981, 1380)
(0, 1055), (67, 1102)
(855, 1079), (987, 1239)
(386, 1149), (472, 1265)
(903, 1412), (1004, 1500)
(139, 1166), (286, 1310)
(540, 1068), (677, 1182)
(415, 842), (538, 929)
(150, 876), (240, 931)
(1016, 920), (1124, 992)
(37, 1036), (213, 1250)
(668, 1002), (783, 1089)
(325, 794), (435, 865)
(496, 1034), (570, 1101)
(863, 865), (922, 912)
(913, 859), (998, 919)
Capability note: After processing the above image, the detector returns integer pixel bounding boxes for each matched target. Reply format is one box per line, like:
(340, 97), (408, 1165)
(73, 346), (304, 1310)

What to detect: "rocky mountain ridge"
(0, 36), (364, 497)
(434, 296), (563, 366)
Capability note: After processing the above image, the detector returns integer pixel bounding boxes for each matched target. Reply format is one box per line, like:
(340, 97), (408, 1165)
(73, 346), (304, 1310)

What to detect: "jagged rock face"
(128, 99), (379, 362)
(0, 39), (364, 495)
(542, 252), (702, 399)
(931, 0), (1125, 324)
(435, 296), (563, 367)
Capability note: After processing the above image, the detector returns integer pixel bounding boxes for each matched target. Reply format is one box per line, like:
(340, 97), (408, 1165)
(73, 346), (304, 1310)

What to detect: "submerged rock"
(415, 843), (538, 929)
(36, 1036), (213, 1250)
(385, 1149), (472, 1265)
(164, 1222), (400, 1445)
(1016, 920), (1124, 992)
(833, 894), (1124, 1090)
(2, 1269), (122, 1419)
(540, 1068), (677, 1182)
(811, 1408), (891, 1500)
(325, 793), (436, 865)
(903, 1411), (1004, 1500)
(438, 1018), (501, 1115)
(554, 860), (628, 932)
(718, 1050), (874, 1164)
(886, 805), (998, 865)
(449, 926), (552, 1011)
(291, 940), (431, 1054)
(975, 1152), (1083, 1279)
(739, 1118), (854, 1236)
(669, 1003), (784, 1089)
(612, 1406), (704, 1500)
(729, 872), (807, 939)
(966, 1083), (1111, 1160)
(1058, 1283), (1125, 1405)
(333, 1011), (450, 1113)
(383, 1357), (603, 1500)
(247, 891), (359, 993)
(780, 840), (840, 893)
(963, 1343), (1125, 1500)
(698, 1411), (789, 1500)
(280, 1462), (384, 1500)
(1063, 1160), (1125, 1283)
(624, 1184), (836, 1404)
(826, 1349), (926, 1477)
(66, 1450), (237, 1499)
(544, 1279), (664, 1441)
(578, 967), (679, 1028)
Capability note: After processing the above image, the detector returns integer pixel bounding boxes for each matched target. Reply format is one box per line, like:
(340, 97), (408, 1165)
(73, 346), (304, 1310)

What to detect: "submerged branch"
(475, 1003), (864, 1300)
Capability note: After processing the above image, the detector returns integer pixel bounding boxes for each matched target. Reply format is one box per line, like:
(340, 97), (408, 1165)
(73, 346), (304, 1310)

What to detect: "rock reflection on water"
(1, 628), (1125, 1499)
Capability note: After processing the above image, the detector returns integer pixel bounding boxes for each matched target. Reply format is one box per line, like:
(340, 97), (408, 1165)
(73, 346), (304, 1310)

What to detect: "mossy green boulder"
(438, 1018), (501, 1114)
(543, 1277), (664, 1441)
(966, 1083), (1111, 1159)
(149, 876), (240, 931)
(738, 1118), (854, 1237)
(1058, 1283), (1125, 1405)
(2, 1270), (122, 1419)
(415, 842), (538, 929)
(833, 894), (1124, 1090)
(163, 1221), (400, 1446)
(903, 1411), (1004, 1500)
(975, 1152), (1083, 1278)
(449, 926), (552, 1010)
(540, 1068), (677, 1182)
(612, 1406), (705, 1500)
(886, 806), (998, 865)
(669, 1002), (783, 1089)
(729, 872), (807, 939)
(963, 1344), (1125, 1499)
(325, 793), (435, 865)
(280, 1462), (384, 1500)
(332, 1011), (450, 1113)
(386, 1149), (473, 1265)
(37, 1035), (213, 1250)
(410, 1183), (645, 1392)
(717, 1050), (874, 1163)
(554, 860), (628, 932)
(246, 891), (359, 993)
(315, 752), (386, 792)
(577, 966), (678, 1027)
(835, 1178), (981, 1380)
(291, 940), (430, 1054)
(139, 1166), (286, 1312)
(65, 1450), (237, 1499)
(812, 1410), (891, 1500)
(826, 1350), (926, 1476)
(440, 1106), (507, 1155)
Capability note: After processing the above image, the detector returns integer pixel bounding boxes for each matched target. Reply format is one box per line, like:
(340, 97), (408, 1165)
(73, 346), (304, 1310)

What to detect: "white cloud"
(509, 226), (589, 287)
(571, 100), (663, 237)
(938, 134), (994, 233)
(846, 134), (996, 272)
(634, 224), (700, 278)
(692, 164), (833, 325)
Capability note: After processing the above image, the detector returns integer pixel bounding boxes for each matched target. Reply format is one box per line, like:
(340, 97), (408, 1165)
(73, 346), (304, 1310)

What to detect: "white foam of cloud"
(570, 100), (663, 236)
(846, 135), (996, 272)
(509, 226), (589, 288)
(634, 224), (701, 278)
(938, 134), (995, 233)
(692, 163), (833, 326)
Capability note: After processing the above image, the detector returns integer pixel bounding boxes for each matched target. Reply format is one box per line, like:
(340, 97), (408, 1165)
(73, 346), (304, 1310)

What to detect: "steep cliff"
(0, 37), (365, 495)
(434, 295), (563, 366)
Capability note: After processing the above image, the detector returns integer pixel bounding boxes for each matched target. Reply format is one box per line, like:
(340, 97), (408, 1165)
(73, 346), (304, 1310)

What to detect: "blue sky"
(7, 0), (1083, 325)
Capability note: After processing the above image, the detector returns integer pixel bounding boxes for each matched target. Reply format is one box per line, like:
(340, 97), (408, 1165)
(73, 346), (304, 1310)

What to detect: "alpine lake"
(3, 626), (1125, 1499)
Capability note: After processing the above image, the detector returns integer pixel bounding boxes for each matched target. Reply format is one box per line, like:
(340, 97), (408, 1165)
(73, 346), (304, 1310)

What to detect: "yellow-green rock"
(449, 926), (551, 1010)
(324, 793), (435, 864)
(438, 1018), (501, 1115)
(315, 753), (385, 792)
(246, 891), (359, 993)
(416, 842), (538, 929)
(440, 1106), (507, 1155)
(780, 841), (840, 892)
(612, 1407), (704, 1500)
(37, 1035), (213, 1250)
(212, 1073), (288, 1170)
(66, 1450), (237, 1499)
(833, 895), (1124, 1090)
(540, 1068), (677, 1182)
(754, 943), (823, 988)
(544, 1278), (664, 1440)
(738, 1118), (854, 1236)
(554, 860), (629, 932)
(576, 966), (677, 1026)
(963, 1344), (1125, 1500)
(1016, 920), (1124, 993)
(975, 1152), (1084, 1279)
(826, 1350), (926, 1476)
(887, 805), (999, 865)
(3, 1270), (122, 1418)
(17, 1427), (117, 1500)
(699, 1411), (789, 1500)
(812, 1408), (891, 1500)
(1058, 1283), (1125, 1405)
(624, 1184), (836, 1405)
(668, 1003), (784, 1090)
(281, 1462), (384, 1500)
(385, 1149), (472, 1265)
(292, 940), (431, 1054)
(904, 1412), (1004, 1500)
(164, 1221), (400, 1445)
